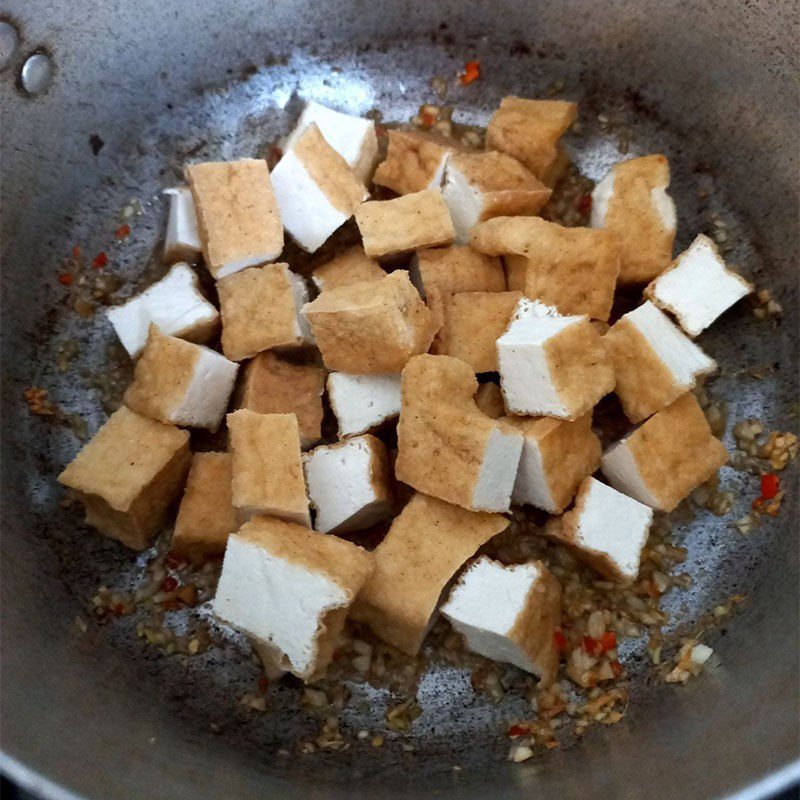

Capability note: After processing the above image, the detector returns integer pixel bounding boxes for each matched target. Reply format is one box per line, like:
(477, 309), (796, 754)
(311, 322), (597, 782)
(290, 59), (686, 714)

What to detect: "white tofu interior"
(441, 557), (541, 672)
(590, 171), (614, 228)
(441, 161), (483, 245)
(287, 271), (314, 344)
(512, 435), (556, 512)
(271, 149), (350, 253)
(106, 263), (218, 358)
(600, 438), (659, 507)
(572, 478), (653, 581)
(172, 346), (238, 430)
(163, 186), (202, 262)
(304, 436), (388, 533)
(651, 185), (677, 231)
(284, 100), (378, 182)
(628, 301), (716, 386)
(214, 534), (347, 677)
(472, 426), (524, 512)
(650, 235), (751, 336)
(327, 372), (402, 437)
(497, 300), (577, 416)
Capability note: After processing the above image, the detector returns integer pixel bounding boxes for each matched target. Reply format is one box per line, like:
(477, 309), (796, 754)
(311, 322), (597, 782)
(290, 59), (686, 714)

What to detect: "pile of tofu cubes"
(58, 96), (752, 687)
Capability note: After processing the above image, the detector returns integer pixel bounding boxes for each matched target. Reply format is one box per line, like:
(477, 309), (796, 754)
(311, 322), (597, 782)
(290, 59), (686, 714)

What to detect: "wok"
(1, 1), (798, 798)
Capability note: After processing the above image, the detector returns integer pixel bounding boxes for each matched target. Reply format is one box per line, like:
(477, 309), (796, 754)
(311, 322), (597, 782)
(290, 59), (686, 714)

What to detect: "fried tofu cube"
(591, 154), (676, 284)
(396, 354), (523, 512)
(227, 410), (310, 526)
(238, 352), (325, 449)
(441, 151), (551, 244)
(302, 270), (438, 373)
(474, 381), (505, 418)
(311, 246), (385, 292)
(432, 291), (523, 373)
(351, 492), (508, 655)
(644, 234), (753, 337)
(58, 407), (190, 550)
(106, 263), (219, 359)
(271, 124), (369, 253)
(471, 216), (620, 321)
(506, 413), (601, 513)
(284, 100), (379, 183)
(546, 477), (653, 583)
(601, 393), (729, 511)
(605, 301), (717, 423)
(218, 263), (312, 361)
(214, 516), (373, 680)
(497, 299), (614, 419)
(373, 129), (461, 195)
(123, 327), (238, 431)
(355, 189), (455, 259)
(303, 434), (392, 534)
(185, 159), (283, 279)
(327, 372), (402, 438)
(163, 187), (202, 264)
(441, 556), (562, 685)
(486, 97), (577, 182)
(410, 245), (506, 300)
(172, 452), (237, 562)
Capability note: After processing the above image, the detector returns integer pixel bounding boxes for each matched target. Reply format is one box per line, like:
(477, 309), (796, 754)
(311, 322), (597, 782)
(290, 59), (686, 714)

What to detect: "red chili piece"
(460, 60), (481, 85)
(58, 273), (73, 286)
(72, 245), (81, 260)
(115, 224), (131, 239)
(760, 473), (779, 500)
(600, 631), (617, 652)
(92, 252), (108, 269)
(553, 629), (567, 652)
(160, 576), (178, 593)
(508, 724), (528, 737)
(257, 676), (269, 694)
(577, 194), (592, 213)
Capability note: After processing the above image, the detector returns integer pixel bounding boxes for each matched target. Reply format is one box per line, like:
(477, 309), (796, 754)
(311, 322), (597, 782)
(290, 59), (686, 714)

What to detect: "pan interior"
(2, 21), (797, 800)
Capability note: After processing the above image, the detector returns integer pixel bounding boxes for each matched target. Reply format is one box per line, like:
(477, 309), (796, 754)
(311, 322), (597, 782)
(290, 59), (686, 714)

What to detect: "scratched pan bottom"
(12, 37), (793, 791)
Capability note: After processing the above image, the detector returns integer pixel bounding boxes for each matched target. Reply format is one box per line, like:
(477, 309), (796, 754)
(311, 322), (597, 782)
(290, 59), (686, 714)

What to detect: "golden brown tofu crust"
(302, 270), (438, 373)
(172, 452), (237, 562)
(415, 245), (506, 298)
(542, 318), (616, 420)
(490, 222), (620, 321)
(432, 291), (522, 373)
(507, 562), (563, 686)
(239, 352), (325, 449)
(123, 327), (200, 425)
(312, 246), (385, 291)
(628, 393), (728, 512)
(486, 97), (577, 181)
(448, 151), (552, 220)
(293, 123), (367, 215)
(227, 410), (308, 524)
(395, 354), (509, 508)
(218, 263), (303, 361)
(58, 407), (190, 549)
(373, 129), (462, 196)
(603, 154), (675, 284)
(604, 315), (683, 424)
(185, 159), (283, 277)
(351, 492), (508, 655)
(474, 382), (506, 419)
(355, 189), (456, 258)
